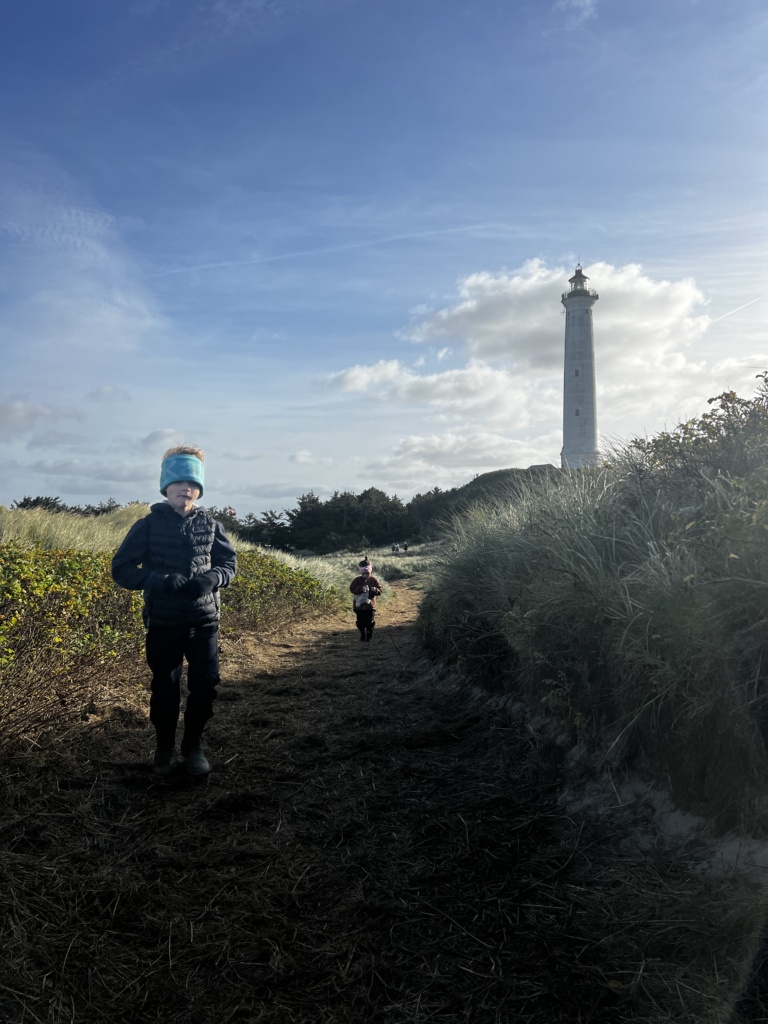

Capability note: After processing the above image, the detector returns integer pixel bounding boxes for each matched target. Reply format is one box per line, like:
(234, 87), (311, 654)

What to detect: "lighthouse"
(561, 265), (599, 469)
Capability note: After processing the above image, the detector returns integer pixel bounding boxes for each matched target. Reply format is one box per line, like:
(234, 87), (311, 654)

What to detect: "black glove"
(163, 573), (188, 593)
(184, 572), (218, 598)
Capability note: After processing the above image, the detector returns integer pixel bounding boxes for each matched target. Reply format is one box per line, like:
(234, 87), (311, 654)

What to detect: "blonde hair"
(162, 444), (205, 462)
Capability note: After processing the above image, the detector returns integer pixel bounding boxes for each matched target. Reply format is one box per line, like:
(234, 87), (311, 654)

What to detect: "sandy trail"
(0, 585), (747, 1023)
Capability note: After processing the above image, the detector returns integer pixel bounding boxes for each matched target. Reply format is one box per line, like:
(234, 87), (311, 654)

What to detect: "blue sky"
(1, 0), (766, 515)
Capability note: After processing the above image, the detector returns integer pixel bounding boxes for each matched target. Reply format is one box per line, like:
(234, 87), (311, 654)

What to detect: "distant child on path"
(111, 446), (237, 777)
(349, 557), (382, 642)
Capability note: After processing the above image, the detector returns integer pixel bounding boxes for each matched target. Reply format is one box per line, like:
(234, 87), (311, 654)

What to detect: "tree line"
(9, 485), (470, 552)
(10, 467), (553, 553)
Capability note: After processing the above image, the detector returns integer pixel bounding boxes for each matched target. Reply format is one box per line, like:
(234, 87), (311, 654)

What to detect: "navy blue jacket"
(111, 502), (237, 627)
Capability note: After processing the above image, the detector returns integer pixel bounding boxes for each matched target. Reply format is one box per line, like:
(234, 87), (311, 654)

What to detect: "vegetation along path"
(0, 583), (754, 1023)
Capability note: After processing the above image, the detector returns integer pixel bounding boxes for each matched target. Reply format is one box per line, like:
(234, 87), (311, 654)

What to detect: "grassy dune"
(0, 502), (151, 551)
(418, 384), (768, 832)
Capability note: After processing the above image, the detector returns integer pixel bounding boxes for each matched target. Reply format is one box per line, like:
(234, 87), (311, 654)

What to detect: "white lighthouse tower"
(561, 265), (600, 469)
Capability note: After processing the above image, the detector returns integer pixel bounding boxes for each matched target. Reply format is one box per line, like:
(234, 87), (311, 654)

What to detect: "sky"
(1, 0), (766, 517)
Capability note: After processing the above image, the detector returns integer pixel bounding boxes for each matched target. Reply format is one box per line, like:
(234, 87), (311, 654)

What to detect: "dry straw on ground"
(0, 586), (759, 1023)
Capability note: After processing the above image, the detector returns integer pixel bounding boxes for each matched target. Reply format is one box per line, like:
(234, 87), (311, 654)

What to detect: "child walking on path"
(111, 446), (237, 777)
(349, 557), (382, 642)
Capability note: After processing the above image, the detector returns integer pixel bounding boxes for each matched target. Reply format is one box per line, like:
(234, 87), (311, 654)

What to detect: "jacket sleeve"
(111, 519), (158, 592)
(209, 522), (237, 588)
(350, 577), (364, 595)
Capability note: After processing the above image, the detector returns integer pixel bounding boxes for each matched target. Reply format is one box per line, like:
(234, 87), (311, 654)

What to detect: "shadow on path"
(0, 584), (751, 1023)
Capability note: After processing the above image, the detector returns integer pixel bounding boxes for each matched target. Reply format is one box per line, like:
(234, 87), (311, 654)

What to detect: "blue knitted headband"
(160, 453), (205, 497)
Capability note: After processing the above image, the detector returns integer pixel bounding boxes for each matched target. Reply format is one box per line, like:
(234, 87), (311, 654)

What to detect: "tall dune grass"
(418, 438), (768, 830)
(0, 503), (151, 551)
(0, 504), (260, 552)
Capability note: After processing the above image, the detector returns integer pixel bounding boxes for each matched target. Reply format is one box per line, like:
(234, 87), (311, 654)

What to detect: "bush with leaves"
(0, 541), (340, 751)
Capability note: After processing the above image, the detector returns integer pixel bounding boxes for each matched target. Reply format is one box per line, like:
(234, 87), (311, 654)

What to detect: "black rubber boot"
(180, 737), (210, 775)
(152, 748), (174, 776)
(180, 719), (211, 775)
(152, 719), (177, 776)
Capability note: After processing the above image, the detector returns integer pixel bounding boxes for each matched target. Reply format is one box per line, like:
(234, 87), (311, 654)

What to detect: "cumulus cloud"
(137, 429), (180, 451)
(289, 450), (314, 464)
(389, 431), (560, 470)
(0, 397), (80, 441)
(325, 258), (749, 473)
(405, 259), (565, 365)
(288, 449), (333, 466)
(360, 427), (562, 496)
(328, 359), (542, 427)
(404, 259), (708, 372)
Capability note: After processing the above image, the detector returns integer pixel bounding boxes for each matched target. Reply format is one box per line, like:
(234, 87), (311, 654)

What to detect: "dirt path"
(0, 585), (746, 1023)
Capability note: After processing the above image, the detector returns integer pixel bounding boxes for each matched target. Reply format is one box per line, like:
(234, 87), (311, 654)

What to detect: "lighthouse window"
(575, 408), (580, 416)
(575, 369), (580, 377)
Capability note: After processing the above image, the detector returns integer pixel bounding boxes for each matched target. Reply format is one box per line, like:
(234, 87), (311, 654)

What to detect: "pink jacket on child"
(349, 574), (382, 610)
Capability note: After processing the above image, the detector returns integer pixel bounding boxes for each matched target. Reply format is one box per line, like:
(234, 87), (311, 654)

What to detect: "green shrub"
(0, 543), (141, 674)
(0, 543), (143, 751)
(0, 541), (341, 751)
(222, 549), (340, 629)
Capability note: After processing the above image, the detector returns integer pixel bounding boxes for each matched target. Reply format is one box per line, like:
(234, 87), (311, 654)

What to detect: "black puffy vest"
(143, 503), (219, 627)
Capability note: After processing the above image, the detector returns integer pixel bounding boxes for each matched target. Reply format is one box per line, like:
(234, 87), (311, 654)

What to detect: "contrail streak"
(146, 224), (496, 278)
(708, 296), (762, 324)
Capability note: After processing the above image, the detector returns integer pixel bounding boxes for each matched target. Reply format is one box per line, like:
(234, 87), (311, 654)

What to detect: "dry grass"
(0, 587), (759, 1023)
(0, 504), (151, 551)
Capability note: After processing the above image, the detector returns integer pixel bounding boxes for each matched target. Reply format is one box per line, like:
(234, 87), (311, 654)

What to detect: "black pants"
(355, 608), (375, 635)
(146, 624), (219, 750)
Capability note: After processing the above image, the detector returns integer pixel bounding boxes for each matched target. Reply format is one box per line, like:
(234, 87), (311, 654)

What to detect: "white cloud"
(289, 449), (314, 464)
(288, 449), (333, 466)
(327, 259), (764, 478)
(328, 359), (540, 427)
(0, 397), (80, 441)
(138, 429), (180, 451)
(404, 259), (708, 373)
(390, 431), (559, 470)
(405, 258), (564, 365)
(359, 427), (563, 497)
